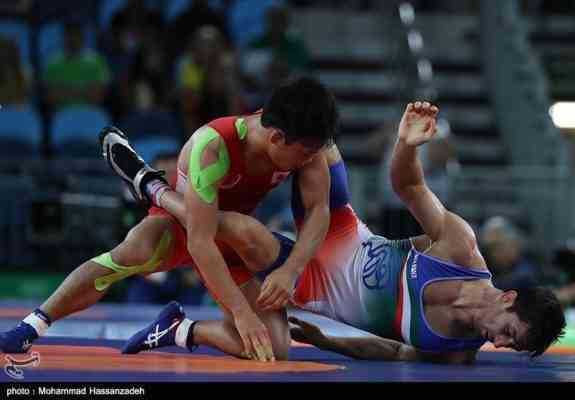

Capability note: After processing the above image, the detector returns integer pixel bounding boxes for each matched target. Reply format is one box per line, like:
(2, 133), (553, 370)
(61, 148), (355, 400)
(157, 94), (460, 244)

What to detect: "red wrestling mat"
(481, 342), (575, 355)
(8, 345), (343, 374)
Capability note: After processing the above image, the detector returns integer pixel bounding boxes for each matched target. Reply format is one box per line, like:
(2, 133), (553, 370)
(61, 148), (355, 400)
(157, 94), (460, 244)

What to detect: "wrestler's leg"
(0, 215), (179, 353)
(191, 278), (290, 360)
(41, 216), (176, 321)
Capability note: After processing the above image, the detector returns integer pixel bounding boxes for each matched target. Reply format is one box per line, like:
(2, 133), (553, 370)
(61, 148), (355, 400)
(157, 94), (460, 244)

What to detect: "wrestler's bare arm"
(391, 102), (485, 268)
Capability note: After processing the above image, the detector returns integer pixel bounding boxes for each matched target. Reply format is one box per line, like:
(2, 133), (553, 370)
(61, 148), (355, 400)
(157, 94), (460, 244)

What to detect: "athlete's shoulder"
(187, 126), (231, 203)
(207, 115), (246, 138)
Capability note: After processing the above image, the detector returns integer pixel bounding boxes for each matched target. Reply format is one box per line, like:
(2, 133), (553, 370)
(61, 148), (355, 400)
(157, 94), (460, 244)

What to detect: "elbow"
(391, 181), (405, 200)
(391, 180), (415, 204)
(390, 171), (412, 201)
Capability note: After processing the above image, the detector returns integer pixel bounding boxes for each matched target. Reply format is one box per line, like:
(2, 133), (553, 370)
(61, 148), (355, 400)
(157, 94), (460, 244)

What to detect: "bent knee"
(110, 240), (157, 266)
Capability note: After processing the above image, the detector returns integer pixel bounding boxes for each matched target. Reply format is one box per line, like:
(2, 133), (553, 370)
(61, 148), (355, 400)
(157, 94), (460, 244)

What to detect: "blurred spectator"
(176, 25), (244, 135)
(228, 0), (283, 49)
(290, 0), (385, 10)
(539, 0), (575, 14)
(0, 36), (29, 106)
(121, 22), (172, 116)
(103, 0), (163, 65)
(480, 216), (541, 290)
(125, 267), (209, 306)
(247, 5), (310, 73)
(123, 151), (209, 305)
(155, 151), (179, 185)
(165, 0), (231, 61)
(43, 20), (110, 110)
(241, 4), (311, 107)
(377, 118), (458, 238)
(555, 282), (575, 307)
(553, 242), (575, 283)
(551, 242), (575, 306)
(125, 267), (210, 306)
(100, 1), (166, 118)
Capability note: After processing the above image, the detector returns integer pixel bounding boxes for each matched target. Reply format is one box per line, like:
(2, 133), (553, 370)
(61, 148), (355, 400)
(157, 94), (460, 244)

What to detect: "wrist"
(316, 334), (332, 350)
(229, 298), (252, 317)
(397, 136), (412, 147)
(281, 261), (305, 276)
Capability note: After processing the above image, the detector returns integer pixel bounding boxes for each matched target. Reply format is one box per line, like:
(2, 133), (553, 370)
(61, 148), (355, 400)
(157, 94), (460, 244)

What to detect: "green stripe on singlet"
(366, 294), (397, 338)
(365, 238), (412, 339)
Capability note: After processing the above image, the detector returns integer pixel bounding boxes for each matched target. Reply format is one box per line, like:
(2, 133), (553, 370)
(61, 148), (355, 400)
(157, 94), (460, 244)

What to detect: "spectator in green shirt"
(242, 5), (311, 107)
(43, 21), (111, 110)
(247, 5), (311, 73)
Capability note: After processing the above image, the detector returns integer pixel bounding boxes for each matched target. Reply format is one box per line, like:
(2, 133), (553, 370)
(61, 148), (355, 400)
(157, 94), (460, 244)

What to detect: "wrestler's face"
(267, 129), (323, 171)
(479, 291), (530, 352)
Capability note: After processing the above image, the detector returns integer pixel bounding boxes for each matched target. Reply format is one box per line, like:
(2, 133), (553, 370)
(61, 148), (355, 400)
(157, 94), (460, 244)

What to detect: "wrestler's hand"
(257, 267), (298, 311)
(288, 316), (328, 347)
(398, 101), (439, 147)
(234, 309), (275, 362)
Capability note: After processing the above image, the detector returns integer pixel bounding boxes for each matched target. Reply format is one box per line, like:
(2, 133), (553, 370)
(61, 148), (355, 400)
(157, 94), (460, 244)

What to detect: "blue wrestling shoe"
(122, 301), (185, 354)
(0, 322), (38, 354)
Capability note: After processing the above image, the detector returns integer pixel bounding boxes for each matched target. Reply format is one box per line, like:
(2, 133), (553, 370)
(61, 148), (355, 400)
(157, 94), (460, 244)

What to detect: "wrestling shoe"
(122, 301), (185, 354)
(99, 126), (167, 208)
(0, 322), (38, 354)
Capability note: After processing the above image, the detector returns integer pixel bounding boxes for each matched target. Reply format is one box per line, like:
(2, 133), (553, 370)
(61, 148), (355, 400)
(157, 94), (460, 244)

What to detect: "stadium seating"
(51, 106), (111, 158)
(0, 105), (43, 159)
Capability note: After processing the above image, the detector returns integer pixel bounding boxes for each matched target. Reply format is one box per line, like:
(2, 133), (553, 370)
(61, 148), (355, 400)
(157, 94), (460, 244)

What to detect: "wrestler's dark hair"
(508, 286), (565, 358)
(261, 76), (338, 148)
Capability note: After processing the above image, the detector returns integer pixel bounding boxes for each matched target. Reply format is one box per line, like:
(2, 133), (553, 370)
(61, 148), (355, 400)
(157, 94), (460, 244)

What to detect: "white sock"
(145, 179), (170, 207)
(175, 318), (193, 348)
(23, 313), (49, 337)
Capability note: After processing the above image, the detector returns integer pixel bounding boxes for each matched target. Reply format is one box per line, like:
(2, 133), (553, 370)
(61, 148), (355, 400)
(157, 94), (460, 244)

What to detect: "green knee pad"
(91, 231), (172, 292)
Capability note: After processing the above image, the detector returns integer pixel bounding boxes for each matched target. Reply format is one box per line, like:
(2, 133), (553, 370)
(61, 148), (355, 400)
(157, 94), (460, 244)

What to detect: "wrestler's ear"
(269, 129), (286, 146)
(501, 290), (518, 309)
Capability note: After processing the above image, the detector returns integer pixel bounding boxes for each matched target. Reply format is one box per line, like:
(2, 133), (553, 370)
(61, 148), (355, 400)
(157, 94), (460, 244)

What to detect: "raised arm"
(257, 152), (331, 310)
(391, 102), (483, 266)
(185, 127), (274, 362)
(391, 102), (445, 241)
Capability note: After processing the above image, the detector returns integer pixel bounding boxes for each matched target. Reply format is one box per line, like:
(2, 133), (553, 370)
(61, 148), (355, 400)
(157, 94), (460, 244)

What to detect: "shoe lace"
(143, 319), (181, 349)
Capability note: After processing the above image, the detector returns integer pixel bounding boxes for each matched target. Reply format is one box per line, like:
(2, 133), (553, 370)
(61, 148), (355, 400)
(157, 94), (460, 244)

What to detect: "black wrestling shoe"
(99, 126), (167, 208)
